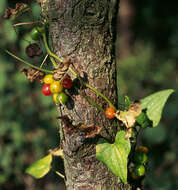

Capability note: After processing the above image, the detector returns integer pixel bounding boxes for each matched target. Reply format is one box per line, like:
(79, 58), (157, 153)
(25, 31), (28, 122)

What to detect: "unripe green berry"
(133, 151), (148, 164)
(133, 164), (145, 177)
(30, 27), (44, 40)
(56, 92), (68, 104)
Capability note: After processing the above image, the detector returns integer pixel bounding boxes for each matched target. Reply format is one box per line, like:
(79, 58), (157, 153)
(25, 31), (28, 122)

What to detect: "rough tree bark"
(42, 0), (132, 189)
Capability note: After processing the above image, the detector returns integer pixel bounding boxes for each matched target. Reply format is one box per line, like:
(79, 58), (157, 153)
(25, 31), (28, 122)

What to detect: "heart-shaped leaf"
(26, 154), (52, 179)
(136, 112), (152, 128)
(96, 131), (131, 184)
(140, 89), (174, 127)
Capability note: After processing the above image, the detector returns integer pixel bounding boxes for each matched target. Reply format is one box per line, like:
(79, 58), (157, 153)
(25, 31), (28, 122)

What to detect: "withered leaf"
(21, 68), (44, 83)
(59, 116), (102, 138)
(4, 3), (30, 20)
(115, 102), (141, 129)
(59, 116), (77, 135)
(53, 56), (71, 80)
(79, 124), (102, 138)
(25, 43), (42, 58)
(4, 8), (11, 19)
(48, 147), (64, 158)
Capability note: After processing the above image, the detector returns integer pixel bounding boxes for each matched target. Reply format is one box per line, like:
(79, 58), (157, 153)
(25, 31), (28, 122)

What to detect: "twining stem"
(42, 33), (64, 66)
(82, 94), (105, 113)
(5, 50), (53, 73)
(49, 56), (58, 69)
(85, 83), (116, 109)
(6, 47), (115, 109)
(69, 67), (116, 109)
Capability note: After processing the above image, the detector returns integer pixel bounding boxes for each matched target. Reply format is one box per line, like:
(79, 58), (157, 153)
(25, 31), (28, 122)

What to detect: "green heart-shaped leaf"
(136, 112), (152, 128)
(140, 89), (174, 127)
(26, 154), (52, 179)
(96, 131), (131, 184)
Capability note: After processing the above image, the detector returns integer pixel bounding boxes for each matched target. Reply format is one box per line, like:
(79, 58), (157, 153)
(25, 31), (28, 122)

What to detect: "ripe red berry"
(105, 107), (116, 119)
(62, 78), (72, 89)
(42, 84), (52, 96)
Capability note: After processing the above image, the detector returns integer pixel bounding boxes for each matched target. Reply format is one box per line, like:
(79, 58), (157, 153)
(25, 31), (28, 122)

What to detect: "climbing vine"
(4, 2), (174, 186)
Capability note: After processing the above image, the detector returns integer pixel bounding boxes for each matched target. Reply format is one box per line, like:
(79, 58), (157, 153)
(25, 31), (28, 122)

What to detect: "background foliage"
(0, 0), (177, 189)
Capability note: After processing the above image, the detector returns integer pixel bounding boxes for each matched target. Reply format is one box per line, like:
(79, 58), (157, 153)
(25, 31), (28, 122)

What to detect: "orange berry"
(105, 107), (116, 119)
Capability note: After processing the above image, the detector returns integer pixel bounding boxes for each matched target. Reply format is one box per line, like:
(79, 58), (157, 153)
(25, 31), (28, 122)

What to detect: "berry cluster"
(131, 146), (149, 179)
(8, 25), (118, 119)
(42, 74), (72, 104)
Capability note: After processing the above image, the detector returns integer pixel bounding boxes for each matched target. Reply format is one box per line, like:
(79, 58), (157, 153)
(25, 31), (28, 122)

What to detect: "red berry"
(42, 84), (52, 96)
(105, 107), (116, 119)
(62, 78), (72, 89)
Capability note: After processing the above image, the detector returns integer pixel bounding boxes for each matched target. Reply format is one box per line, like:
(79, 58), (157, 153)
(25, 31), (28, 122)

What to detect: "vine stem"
(6, 49), (116, 109)
(85, 83), (116, 109)
(69, 67), (116, 109)
(5, 50), (53, 73)
(42, 33), (64, 67)
(49, 56), (58, 69)
(82, 94), (105, 113)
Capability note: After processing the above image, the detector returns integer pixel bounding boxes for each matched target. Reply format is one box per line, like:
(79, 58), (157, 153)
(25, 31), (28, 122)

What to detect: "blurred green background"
(0, 0), (177, 189)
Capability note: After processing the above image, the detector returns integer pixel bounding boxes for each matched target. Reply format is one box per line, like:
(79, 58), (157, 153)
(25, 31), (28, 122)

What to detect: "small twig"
(40, 54), (49, 68)
(13, 21), (40, 27)
(55, 171), (65, 179)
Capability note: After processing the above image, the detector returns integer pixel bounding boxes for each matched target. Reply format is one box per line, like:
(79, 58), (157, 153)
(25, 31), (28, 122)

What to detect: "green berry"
(133, 164), (145, 177)
(133, 151), (148, 164)
(56, 92), (68, 104)
(30, 27), (44, 41)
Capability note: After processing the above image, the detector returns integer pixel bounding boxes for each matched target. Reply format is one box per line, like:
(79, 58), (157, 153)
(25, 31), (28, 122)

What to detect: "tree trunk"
(42, 0), (132, 189)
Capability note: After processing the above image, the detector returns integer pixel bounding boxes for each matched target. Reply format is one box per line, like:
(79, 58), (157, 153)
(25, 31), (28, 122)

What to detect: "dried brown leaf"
(59, 116), (102, 138)
(25, 43), (42, 58)
(21, 68), (44, 82)
(48, 147), (64, 158)
(79, 124), (102, 138)
(4, 8), (11, 19)
(53, 56), (71, 80)
(115, 102), (141, 128)
(4, 3), (30, 20)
